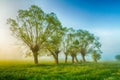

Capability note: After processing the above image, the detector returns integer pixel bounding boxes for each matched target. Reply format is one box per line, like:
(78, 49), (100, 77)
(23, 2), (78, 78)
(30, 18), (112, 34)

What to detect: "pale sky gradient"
(0, 0), (120, 60)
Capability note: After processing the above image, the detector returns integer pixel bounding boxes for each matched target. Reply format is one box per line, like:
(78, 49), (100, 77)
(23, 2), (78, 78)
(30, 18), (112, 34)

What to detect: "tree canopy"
(7, 5), (63, 64)
(7, 5), (102, 64)
(91, 50), (101, 62)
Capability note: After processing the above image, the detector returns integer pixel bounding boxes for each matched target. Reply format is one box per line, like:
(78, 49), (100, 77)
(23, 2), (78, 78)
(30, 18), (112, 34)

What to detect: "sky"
(0, 0), (120, 60)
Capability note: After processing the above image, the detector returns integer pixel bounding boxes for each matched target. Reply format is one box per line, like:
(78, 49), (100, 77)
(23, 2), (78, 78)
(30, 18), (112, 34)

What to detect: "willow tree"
(91, 50), (101, 62)
(7, 5), (61, 64)
(64, 28), (79, 63)
(46, 21), (66, 64)
(46, 33), (62, 64)
(76, 30), (101, 62)
(63, 28), (74, 63)
(69, 40), (79, 63)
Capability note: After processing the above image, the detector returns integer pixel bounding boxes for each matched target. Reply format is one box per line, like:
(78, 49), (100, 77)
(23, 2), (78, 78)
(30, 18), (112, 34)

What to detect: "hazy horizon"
(0, 0), (120, 60)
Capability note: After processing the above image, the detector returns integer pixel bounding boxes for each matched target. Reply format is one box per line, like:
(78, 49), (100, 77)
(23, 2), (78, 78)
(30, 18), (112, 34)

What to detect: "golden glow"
(0, 2), (20, 60)
(0, 28), (20, 60)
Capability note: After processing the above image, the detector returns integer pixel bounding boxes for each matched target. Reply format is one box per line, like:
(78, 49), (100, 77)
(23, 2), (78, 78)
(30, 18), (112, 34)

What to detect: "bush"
(115, 55), (120, 61)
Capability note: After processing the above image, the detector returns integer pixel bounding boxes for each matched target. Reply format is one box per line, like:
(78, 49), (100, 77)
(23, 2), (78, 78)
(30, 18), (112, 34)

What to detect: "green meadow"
(0, 60), (120, 80)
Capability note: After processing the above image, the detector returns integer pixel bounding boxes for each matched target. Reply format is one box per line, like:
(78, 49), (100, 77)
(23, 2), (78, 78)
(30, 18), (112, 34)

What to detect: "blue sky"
(0, 0), (120, 60)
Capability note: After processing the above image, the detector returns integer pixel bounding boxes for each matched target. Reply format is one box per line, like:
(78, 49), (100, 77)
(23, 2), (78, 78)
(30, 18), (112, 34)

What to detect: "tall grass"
(0, 60), (120, 80)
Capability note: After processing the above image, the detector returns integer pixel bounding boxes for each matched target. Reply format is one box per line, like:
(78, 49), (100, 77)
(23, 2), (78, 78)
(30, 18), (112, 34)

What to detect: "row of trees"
(7, 5), (102, 64)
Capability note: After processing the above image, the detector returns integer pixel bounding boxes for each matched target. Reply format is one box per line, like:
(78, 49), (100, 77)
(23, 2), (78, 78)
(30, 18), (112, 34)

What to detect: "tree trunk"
(94, 59), (97, 63)
(81, 54), (86, 62)
(81, 48), (86, 62)
(72, 56), (75, 63)
(54, 53), (59, 64)
(65, 54), (68, 63)
(75, 56), (79, 63)
(55, 57), (59, 64)
(33, 53), (38, 64)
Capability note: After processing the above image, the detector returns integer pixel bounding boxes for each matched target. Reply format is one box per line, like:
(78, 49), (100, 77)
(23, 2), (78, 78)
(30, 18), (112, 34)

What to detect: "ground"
(0, 60), (120, 80)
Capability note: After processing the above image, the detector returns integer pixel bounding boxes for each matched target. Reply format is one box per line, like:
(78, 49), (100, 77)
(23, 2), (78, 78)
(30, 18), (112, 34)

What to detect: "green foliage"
(7, 5), (102, 64)
(91, 51), (101, 62)
(76, 29), (101, 55)
(0, 61), (120, 80)
(7, 5), (63, 64)
(63, 29), (102, 62)
(115, 55), (120, 61)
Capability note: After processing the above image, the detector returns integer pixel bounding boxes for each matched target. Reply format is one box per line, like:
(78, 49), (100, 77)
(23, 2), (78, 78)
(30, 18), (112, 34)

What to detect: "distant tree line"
(7, 5), (102, 64)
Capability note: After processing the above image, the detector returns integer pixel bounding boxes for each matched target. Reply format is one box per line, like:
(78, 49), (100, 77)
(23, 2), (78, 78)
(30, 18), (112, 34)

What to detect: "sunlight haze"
(0, 0), (120, 60)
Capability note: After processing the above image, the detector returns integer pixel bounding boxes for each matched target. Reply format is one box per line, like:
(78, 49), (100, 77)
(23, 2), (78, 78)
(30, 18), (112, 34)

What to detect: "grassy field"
(0, 60), (120, 80)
